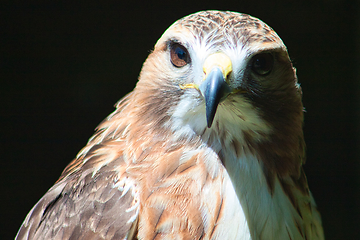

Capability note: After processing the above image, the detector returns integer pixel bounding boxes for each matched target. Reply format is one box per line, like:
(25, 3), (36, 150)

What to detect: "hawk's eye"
(170, 43), (190, 67)
(251, 53), (274, 76)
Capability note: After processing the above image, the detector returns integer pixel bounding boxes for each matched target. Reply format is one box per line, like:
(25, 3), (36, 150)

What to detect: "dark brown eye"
(170, 43), (190, 67)
(251, 53), (274, 76)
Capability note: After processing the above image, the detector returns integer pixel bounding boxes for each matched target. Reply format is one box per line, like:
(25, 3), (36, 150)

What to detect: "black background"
(1, 1), (359, 239)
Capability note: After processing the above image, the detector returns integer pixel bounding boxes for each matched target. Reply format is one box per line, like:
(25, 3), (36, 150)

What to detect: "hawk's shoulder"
(16, 142), (140, 240)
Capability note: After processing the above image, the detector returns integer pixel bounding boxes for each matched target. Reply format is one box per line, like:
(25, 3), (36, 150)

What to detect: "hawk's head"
(134, 11), (304, 184)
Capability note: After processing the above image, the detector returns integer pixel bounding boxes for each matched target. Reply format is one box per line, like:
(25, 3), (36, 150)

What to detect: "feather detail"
(16, 10), (324, 240)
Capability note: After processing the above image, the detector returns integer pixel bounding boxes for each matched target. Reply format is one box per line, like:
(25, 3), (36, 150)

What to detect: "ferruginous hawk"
(16, 10), (324, 240)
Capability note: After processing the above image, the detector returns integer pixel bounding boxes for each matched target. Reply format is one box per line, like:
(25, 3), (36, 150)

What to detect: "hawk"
(16, 11), (324, 240)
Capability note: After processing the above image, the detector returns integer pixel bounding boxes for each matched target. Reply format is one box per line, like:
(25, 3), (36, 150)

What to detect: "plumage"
(16, 11), (324, 240)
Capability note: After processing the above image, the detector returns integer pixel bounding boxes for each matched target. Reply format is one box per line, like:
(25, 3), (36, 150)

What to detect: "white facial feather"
(168, 33), (273, 146)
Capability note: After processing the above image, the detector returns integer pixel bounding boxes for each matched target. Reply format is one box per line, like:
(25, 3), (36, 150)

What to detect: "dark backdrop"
(1, 1), (359, 239)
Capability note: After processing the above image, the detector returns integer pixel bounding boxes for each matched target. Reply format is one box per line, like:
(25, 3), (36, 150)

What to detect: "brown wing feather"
(16, 147), (140, 240)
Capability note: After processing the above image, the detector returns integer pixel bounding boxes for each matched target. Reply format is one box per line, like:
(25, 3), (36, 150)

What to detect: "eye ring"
(170, 42), (191, 67)
(251, 53), (274, 76)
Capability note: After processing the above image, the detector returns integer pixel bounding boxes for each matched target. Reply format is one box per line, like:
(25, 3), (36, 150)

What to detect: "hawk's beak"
(199, 53), (232, 128)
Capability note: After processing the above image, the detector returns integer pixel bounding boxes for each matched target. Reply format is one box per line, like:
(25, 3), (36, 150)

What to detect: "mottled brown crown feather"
(175, 11), (283, 48)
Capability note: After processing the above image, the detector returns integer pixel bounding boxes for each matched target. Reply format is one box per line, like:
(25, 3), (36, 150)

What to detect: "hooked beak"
(199, 53), (232, 128)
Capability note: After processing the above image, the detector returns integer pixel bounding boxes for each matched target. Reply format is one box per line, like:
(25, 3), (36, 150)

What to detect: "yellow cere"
(203, 52), (233, 80)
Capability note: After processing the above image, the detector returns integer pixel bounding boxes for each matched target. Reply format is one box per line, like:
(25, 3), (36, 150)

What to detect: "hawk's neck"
(167, 94), (310, 239)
